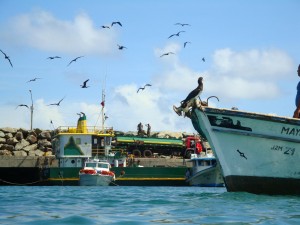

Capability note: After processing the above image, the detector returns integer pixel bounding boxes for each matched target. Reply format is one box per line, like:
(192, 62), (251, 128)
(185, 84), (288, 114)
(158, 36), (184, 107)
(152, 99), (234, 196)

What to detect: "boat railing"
(56, 126), (114, 135)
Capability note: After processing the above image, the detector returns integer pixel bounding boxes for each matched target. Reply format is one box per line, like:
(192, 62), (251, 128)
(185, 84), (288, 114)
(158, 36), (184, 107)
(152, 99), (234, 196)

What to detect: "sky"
(0, 0), (299, 133)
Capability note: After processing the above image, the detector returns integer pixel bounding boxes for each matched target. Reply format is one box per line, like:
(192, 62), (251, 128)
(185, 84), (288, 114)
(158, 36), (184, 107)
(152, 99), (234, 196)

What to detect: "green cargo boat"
(42, 114), (190, 186)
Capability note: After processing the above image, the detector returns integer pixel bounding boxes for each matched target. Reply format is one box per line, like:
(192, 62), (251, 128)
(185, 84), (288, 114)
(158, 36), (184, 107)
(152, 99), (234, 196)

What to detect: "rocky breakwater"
(0, 127), (53, 157)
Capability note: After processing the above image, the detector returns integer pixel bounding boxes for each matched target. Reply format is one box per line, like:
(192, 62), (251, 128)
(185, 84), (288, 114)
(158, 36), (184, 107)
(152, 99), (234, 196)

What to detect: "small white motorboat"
(79, 158), (115, 186)
(185, 154), (224, 187)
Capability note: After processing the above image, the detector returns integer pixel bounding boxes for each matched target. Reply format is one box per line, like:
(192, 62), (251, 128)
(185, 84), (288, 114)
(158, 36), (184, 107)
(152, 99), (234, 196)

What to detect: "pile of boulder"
(0, 127), (54, 157)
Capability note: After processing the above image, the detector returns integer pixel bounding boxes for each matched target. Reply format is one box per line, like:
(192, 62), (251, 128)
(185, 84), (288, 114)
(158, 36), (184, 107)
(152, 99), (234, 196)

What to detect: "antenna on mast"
(101, 75), (107, 132)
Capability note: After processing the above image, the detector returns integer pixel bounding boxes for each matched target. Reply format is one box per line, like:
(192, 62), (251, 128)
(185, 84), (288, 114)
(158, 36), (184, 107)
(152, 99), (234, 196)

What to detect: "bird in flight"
(48, 97), (65, 106)
(67, 56), (84, 66)
(111, 21), (122, 27)
(27, 77), (42, 83)
(184, 41), (191, 48)
(101, 25), (110, 29)
(117, 45), (127, 50)
(202, 57), (205, 62)
(80, 79), (90, 88)
(0, 49), (13, 67)
(160, 52), (175, 57)
(47, 56), (61, 60)
(16, 104), (29, 109)
(137, 84), (152, 93)
(168, 31), (185, 39)
(175, 23), (190, 26)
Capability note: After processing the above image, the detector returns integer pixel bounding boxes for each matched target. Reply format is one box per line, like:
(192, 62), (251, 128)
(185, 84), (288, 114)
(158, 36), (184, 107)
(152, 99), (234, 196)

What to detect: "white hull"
(79, 174), (113, 186)
(186, 165), (224, 187)
(191, 106), (300, 195)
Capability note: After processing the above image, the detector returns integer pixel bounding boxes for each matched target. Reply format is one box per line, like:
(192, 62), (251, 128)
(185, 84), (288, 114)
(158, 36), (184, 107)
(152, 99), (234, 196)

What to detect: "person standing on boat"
(293, 64), (300, 118)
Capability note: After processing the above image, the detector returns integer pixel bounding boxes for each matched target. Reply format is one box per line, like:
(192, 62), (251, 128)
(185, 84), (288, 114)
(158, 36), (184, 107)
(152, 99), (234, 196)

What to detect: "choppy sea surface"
(0, 186), (299, 225)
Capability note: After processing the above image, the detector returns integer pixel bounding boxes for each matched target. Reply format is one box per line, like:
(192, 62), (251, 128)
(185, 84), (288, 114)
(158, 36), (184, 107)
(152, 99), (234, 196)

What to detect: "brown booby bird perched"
(173, 77), (203, 116)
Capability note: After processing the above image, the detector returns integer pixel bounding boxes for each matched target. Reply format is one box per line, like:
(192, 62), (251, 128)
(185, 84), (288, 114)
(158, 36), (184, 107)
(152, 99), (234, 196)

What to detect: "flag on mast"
(100, 101), (105, 107)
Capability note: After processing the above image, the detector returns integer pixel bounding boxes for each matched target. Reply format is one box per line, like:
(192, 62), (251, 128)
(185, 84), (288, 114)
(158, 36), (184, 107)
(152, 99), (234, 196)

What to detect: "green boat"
(42, 113), (190, 186)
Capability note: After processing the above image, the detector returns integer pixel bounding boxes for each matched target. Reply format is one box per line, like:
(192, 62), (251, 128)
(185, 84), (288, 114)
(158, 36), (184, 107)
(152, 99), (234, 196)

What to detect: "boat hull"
(191, 106), (300, 195)
(79, 174), (113, 186)
(42, 166), (189, 186)
(187, 166), (224, 187)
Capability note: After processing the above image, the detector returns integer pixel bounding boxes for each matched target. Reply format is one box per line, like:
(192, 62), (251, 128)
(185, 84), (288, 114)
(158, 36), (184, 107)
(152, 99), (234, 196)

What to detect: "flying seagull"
(80, 79), (90, 88)
(137, 84), (152, 93)
(67, 56), (84, 66)
(117, 45), (127, 50)
(47, 56), (61, 60)
(16, 104), (29, 109)
(0, 49), (13, 67)
(160, 52), (175, 57)
(175, 23), (190, 26)
(48, 97), (65, 106)
(101, 25), (110, 29)
(27, 77), (42, 83)
(184, 41), (191, 48)
(168, 31), (185, 39)
(111, 21), (122, 27)
(202, 57), (205, 62)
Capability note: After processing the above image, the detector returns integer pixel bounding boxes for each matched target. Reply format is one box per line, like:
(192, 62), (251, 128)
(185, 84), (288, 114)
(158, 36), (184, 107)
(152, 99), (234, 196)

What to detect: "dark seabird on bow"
(0, 49), (13, 67)
(81, 79), (90, 88)
(173, 77), (203, 117)
(67, 56), (84, 66)
(137, 84), (152, 93)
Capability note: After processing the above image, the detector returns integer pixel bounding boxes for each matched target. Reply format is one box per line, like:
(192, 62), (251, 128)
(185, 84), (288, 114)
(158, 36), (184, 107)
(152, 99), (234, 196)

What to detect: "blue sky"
(0, 0), (299, 132)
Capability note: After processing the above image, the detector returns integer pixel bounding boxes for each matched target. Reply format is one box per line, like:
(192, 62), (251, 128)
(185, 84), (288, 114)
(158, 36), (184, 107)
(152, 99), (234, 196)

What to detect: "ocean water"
(0, 186), (299, 225)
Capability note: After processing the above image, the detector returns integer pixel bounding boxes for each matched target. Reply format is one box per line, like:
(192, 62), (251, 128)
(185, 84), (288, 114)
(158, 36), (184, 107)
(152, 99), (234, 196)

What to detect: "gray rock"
(15, 131), (24, 141)
(26, 135), (37, 144)
(15, 139), (30, 151)
(1, 127), (18, 133)
(0, 131), (5, 138)
(13, 150), (27, 156)
(0, 144), (14, 151)
(0, 150), (13, 156)
(4, 133), (13, 139)
(0, 137), (6, 144)
(34, 149), (45, 157)
(39, 131), (52, 141)
(23, 144), (38, 152)
(7, 137), (19, 145)
(38, 139), (52, 148)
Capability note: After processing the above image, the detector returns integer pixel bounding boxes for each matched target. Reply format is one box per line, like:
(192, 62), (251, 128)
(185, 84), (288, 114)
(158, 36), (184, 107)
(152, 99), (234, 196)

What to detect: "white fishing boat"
(79, 158), (115, 186)
(185, 154), (224, 187)
(186, 99), (300, 195)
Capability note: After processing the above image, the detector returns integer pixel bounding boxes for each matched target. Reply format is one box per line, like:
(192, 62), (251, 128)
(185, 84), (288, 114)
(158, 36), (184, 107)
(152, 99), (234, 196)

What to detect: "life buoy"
(132, 149), (141, 157)
(79, 169), (97, 175)
(143, 150), (152, 158)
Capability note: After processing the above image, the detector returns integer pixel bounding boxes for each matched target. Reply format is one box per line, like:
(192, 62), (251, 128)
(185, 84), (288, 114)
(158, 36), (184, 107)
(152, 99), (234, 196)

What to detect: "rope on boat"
(110, 181), (119, 186)
(0, 178), (42, 186)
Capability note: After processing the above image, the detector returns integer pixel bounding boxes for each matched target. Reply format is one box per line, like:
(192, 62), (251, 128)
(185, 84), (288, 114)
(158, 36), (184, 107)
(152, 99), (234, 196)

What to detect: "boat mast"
(101, 88), (105, 132)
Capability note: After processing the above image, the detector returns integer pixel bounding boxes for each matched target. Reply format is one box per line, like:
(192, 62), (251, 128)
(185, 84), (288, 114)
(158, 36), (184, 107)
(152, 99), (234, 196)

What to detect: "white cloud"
(2, 10), (116, 55)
